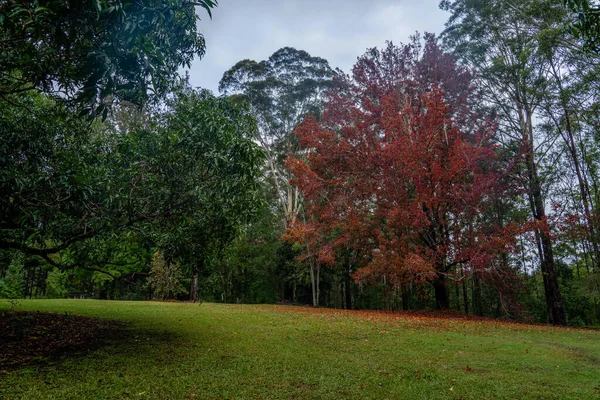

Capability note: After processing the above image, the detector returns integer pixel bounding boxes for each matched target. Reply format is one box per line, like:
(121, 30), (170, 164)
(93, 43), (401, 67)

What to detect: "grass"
(1, 300), (599, 399)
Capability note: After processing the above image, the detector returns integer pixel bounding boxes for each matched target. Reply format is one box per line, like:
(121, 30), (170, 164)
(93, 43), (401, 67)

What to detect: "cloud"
(186, 0), (449, 93)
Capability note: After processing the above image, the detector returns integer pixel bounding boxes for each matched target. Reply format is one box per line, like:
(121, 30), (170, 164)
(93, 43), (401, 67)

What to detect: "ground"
(0, 310), (125, 368)
(0, 300), (598, 399)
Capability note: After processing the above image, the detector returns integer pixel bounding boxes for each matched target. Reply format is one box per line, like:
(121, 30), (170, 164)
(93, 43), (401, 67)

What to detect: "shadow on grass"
(0, 310), (183, 371)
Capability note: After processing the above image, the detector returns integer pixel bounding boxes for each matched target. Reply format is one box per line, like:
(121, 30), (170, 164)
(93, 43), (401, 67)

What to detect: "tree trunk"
(344, 263), (352, 309)
(190, 259), (202, 302)
(309, 260), (318, 307)
(462, 266), (469, 314)
(472, 272), (482, 316)
(401, 285), (409, 311)
(292, 281), (297, 304)
(433, 275), (449, 310)
(454, 278), (460, 311)
(529, 168), (565, 325)
(316, 264), (320, 307)
(520, 106), (566, 326)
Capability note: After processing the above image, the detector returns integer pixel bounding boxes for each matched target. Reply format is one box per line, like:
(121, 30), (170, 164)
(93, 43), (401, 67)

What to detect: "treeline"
(2, 1), (600, 327)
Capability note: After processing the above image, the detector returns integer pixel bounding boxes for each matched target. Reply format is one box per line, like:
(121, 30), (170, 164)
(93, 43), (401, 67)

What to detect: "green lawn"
(1, 300), (599, 399)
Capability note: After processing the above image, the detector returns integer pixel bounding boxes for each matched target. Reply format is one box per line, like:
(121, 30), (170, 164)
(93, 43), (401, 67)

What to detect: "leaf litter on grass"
(0, 310), (127, 369)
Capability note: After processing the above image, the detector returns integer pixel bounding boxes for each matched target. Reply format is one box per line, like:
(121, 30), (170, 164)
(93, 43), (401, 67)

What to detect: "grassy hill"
(1, 300), (598, 399)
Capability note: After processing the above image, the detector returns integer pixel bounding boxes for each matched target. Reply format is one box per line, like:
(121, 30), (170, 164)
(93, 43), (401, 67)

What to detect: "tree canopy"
(0, 0), (217, 115)
(220, 47), (336, 228)
(286, 36), (527, 310)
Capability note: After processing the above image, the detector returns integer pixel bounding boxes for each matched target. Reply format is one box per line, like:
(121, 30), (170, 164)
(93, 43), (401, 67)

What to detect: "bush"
(0, 253), (25, 299)
(568, 315), (586, 327)
(147, 252), (187, 300)
(46, 268), (69, 298)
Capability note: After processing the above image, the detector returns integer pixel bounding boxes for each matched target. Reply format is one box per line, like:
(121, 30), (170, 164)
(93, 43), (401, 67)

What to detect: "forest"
(2, 0), (600, 328)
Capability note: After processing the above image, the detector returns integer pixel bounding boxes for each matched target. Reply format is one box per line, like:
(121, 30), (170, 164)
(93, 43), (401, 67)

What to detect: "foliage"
(564, 0), (600, 52)
(146, 252), (186, 300)
(220, 47), (336, 228)
(45, 268), (69, 298)
(1, 85), (262, 297)
(0, 0), (217, 115)
(1, 92), (104, 259)
(0, 252), (25, 299)
(153, 88), (265, 301)
(202, 202), (282, 304)
(287, 36), (525, 310)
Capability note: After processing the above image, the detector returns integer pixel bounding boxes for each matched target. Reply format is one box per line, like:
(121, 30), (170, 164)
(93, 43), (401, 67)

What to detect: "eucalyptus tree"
(219, 47), (336, 229)
(535, 19), (600, 273)
(441, 0), (567, 324)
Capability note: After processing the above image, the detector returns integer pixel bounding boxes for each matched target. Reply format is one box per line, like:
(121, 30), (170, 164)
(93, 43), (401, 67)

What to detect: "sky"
(186, 0), (450, 93)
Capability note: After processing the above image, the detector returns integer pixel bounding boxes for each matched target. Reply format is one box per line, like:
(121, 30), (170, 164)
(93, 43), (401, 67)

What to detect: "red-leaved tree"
(286, 35), (528, 310)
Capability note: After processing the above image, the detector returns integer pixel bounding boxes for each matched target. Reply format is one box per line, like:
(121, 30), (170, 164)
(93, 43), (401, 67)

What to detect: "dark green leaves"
(0, 0), (217, 115)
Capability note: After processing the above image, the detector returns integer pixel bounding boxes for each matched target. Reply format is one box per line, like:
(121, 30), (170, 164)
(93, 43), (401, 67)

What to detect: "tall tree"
(153, 89), (264, 302)
(440, 0), (567, 324)
(287, 37), (523, 310)
(219, 47), (336, 229)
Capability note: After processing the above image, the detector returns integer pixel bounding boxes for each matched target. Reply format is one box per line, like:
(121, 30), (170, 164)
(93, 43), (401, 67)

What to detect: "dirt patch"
(0, 310), (127, 369)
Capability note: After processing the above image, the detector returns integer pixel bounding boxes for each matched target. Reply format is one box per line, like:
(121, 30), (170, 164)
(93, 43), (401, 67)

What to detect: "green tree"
(0, 0), (217, 115)
(0, 252), (25, 298)
(1, 87), (263, 295)
(45, 268), (69, 298)
(0, 92), (157, 269)
(439, 0), (600, 324)
(147, 251), (186, 300)
(219, 47), (335, 229)
(152, 88), (264, 302)
(206, 193), (283, 304)
(219, 48), (335, 305)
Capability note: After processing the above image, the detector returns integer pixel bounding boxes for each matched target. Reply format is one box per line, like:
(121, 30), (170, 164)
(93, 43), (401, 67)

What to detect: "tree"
(287, 37), (524, 310)
(219, 47), (336, 305)
(152, 88), (264, 302)
(46, 268), (69, 298)
(0, 252), (25, 299)
(147, 251), (186, 300)
(0, 87), (263, 294)
(219, 47), (336, 229)
(0, 0), (217, 115)
(0, 92), (120, 263)
(441, 0), (568, 325)
(535, 13), (600, 273)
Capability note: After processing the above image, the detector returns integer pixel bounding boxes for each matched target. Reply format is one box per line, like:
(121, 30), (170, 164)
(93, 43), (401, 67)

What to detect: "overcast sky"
(185, 0), (450, 93)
